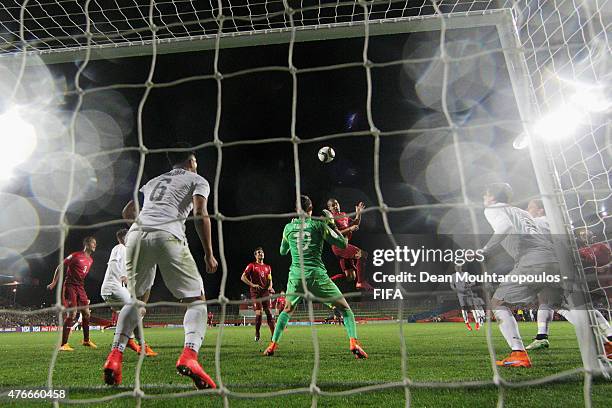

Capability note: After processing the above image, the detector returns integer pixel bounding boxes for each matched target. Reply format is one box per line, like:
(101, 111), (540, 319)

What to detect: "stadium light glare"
(532, 105), (583, 142)
(0, 107), (38, 181)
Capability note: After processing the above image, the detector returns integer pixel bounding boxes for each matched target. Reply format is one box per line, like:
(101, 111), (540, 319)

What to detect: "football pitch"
(1, 322), (610, 407)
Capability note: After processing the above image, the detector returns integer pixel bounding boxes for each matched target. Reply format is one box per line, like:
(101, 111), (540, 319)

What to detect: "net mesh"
(0, 0), (610, 406)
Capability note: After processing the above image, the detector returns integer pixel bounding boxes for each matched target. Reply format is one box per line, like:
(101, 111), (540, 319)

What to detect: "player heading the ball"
(263, 195), (367, 359)
(326, 198), (374, 291)
(103, 143), (218, 389)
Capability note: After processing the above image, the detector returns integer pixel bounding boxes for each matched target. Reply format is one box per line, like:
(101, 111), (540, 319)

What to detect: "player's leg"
(254, 305), (263, 341)
(352, 249), (374, 290)
(104, 231), (155, 385)
(261, 296), (275, 336)
(526, 300), (554, 350)
(79, 293), (96, 348)
(158, 234), (215, 389)
(265, 279), (301, 356)
(490, 263), (555, 367)
(314, 275), (367, 358)
(334, 245), (373, 291)
(60, 285), (77, 350)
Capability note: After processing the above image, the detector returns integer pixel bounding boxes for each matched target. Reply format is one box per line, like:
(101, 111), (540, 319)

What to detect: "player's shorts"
(250, 289), (272, 311)
(126, 229), (204, 299)
(493, 262), (562, 305)
(332, 243), (360, 259)
(101, 286), (131, 306)
(63, 284), (89, 308)
(285, 273), (344, 307)
(456, 290), (476, 308)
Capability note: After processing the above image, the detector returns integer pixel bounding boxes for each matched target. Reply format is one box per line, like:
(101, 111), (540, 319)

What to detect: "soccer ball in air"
(317, 146), (335, 163)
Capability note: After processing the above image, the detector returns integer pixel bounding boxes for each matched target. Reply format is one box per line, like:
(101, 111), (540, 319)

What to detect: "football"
(317, 146), (335, 163)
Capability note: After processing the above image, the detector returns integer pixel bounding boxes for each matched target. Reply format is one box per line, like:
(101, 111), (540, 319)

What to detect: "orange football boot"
(176, 347), (216, 389)
(496, 351), (531, 367)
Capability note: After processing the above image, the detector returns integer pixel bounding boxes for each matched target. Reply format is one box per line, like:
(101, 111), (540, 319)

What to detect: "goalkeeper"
(263, 195), (367, 359)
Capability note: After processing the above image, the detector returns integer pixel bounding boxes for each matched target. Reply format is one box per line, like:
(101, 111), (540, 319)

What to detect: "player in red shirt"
(275, 291), (286, 315)
(326, 199), (374, 291)
(576, 227), (611, 268)
(241, 247), (275, 341)
(47, 236), (97, 351)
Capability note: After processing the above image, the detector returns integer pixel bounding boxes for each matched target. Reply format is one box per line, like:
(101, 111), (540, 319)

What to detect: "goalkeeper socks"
(62, 316), (73, 345)
(341, 308), (357, 339)
(271, 311), (290, 343)
(493, 307), (524, 350)
(255, 314), (262, 337)
(82, 314), (90, 342)
(184, 301), (207, 353)
(264, 309), (275, 334)
(112, 303), (140, 352)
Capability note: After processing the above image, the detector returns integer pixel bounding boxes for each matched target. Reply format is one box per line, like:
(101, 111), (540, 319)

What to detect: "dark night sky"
(3, 26), (540, 307)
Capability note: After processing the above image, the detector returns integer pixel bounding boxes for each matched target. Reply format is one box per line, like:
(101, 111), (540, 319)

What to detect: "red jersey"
(332, 211), (353, 241)
(243, 262), (272, 288)
(579, 243), (611, 267)
(63, 251), (94, 286)
(276, 296), (286, 311)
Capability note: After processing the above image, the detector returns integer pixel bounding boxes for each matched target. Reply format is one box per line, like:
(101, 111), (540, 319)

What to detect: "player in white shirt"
(101, 229), (157, 357)
(482, 184), (562, 367)
(103, 145), (218, 389)
(524, 200), (612, 355)
(450, 265), (485, 331)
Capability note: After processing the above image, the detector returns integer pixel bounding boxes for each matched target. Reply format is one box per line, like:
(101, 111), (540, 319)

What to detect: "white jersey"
(484, 203), (556, 266)
(100, 244), (126, 296)
(449, 272), (472, 293)
(133, 168), (210, 240)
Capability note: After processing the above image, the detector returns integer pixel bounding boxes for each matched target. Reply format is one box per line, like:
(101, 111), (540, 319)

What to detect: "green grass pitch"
(1, 322), (610, 407)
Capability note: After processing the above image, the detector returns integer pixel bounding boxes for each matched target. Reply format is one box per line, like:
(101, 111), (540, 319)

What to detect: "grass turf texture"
(0, 322), (610, 407)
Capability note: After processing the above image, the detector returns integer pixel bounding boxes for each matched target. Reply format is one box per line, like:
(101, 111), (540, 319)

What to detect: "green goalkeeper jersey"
(280, 217), (347, 279)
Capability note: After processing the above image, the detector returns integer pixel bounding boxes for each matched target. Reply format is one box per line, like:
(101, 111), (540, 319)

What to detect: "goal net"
(0, 0), (609, 406)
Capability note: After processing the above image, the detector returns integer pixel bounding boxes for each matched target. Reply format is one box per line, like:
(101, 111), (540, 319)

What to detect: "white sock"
(494, 306), (524, 351)
(592, 310), (612, 339)
(112, 303), (140, 352)
(184, 302), (207, 353)
(479, 309), (487, 324)
(537, 307), (554, 335)
(471, 310), (481, 324)
(461, 310), (469, 324)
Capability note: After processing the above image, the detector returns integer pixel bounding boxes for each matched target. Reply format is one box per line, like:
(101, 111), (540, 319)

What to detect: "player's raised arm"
(193, 194), (218, 273)
(352, 202), (365, 226)
(122, 200), (137, 224)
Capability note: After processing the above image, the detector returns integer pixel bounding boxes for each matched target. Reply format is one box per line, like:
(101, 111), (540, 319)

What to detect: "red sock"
(330, 273), (346, 281)
(255, 315), (262, 337)
(356, 255), (366, 284)
(82, 315), (90, 342)
(62, 317), (73, 345)
(264, 309), (275, 334)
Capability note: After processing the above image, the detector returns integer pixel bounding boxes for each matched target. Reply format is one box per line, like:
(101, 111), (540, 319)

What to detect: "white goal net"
(0, 0), (609, 407)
